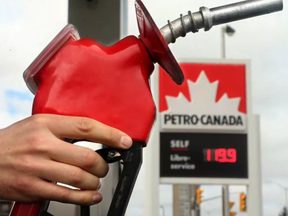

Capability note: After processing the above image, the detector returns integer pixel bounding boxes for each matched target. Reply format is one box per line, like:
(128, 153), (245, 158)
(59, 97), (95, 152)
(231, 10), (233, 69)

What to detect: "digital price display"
(203, 148), (237, 163)
(160, 132), (248, 179)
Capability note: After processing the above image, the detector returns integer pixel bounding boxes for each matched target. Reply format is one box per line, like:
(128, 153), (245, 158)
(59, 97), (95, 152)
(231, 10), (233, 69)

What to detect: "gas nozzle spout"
(161, 0), (283, 44)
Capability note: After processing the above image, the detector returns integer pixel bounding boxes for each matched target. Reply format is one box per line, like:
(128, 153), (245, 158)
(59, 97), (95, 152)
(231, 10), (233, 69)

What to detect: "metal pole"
(221, 27), (226, 58)
(220, 24), (230, 216)
(120, 0), (128, 39)
(222, 186), (230, 216)
(160, 205), (165, 216)
(191, 185), (200, 216)
(285, 188), (288, 216)
(247, 115), (263, 216)
(173, 185), (194, 216)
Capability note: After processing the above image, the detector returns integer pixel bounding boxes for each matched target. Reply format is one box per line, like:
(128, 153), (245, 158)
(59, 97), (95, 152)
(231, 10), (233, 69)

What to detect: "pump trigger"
(95, 148), (123, 163)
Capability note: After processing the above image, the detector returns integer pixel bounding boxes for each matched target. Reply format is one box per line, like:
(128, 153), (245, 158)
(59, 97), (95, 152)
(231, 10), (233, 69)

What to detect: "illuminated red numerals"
(205, 148), (237, 163)
(215, 148), (237, 163)
(207, 149), (211, 161)
(215, 148), (226, 162)
(227, 148), (237, 163)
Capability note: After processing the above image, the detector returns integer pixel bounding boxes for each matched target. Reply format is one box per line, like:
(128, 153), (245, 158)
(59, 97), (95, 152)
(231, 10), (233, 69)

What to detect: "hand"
(0, 114), (132, 205)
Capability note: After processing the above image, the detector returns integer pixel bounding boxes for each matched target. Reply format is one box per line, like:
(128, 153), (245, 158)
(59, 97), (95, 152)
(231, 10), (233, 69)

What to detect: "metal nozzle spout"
(160, 0), (283, 44)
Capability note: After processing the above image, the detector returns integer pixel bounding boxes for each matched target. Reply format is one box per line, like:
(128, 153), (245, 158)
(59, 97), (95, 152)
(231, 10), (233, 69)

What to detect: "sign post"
(223, 186), (230, 216)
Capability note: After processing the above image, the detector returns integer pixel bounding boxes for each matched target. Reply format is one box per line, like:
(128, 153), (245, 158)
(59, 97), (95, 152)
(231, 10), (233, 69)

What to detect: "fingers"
(36, 159), (101, 190)
(35, 179), (103, 205)
(46, 139), (109, 178)
(42, 114), (133, 149)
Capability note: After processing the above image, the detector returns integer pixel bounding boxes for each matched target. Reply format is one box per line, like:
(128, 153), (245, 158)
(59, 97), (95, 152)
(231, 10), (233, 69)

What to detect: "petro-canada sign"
(159, 61), (248, 132)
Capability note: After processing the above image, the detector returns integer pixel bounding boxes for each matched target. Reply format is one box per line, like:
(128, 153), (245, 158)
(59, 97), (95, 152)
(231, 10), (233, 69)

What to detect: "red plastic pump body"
(33, 35), (156, 143)
(9, 35), (156, 216)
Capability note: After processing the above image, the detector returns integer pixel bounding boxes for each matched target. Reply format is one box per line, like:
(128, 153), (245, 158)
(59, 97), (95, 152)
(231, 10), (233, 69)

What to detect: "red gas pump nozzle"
(9, 0), (282, 216)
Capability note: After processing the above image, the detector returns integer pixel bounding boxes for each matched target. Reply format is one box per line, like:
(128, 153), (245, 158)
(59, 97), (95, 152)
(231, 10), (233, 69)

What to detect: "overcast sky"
(0, 0), (288, 216)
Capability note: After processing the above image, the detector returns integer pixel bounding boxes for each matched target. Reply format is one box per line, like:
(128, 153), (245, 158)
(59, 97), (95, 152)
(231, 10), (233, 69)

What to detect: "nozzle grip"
(103, 141), (144, 216)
